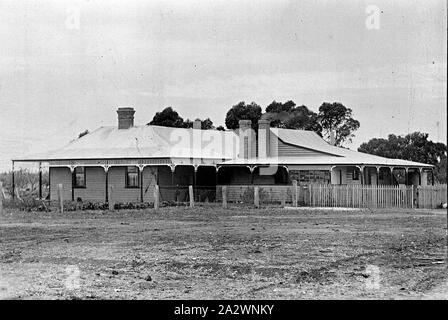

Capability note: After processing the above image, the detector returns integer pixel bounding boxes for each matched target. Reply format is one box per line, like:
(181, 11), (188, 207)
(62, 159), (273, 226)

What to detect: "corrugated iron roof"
(14, 125), (239, 161)
(268, 128), (432, 167)
(14, 125), (433, 168)
(219, 155), (433, 168)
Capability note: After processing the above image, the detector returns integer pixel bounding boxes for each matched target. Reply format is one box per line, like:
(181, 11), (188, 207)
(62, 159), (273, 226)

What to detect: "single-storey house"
(13, 107), (434, 203)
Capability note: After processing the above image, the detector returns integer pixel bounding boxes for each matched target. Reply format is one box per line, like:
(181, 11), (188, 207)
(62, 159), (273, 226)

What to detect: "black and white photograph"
(0, 0), (447, 305)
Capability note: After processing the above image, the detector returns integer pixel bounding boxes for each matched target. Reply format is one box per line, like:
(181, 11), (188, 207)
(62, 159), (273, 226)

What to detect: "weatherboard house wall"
(14, 107), (434, 203)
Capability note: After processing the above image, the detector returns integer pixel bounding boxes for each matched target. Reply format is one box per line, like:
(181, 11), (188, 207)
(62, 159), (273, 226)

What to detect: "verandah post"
(140, 168), (144, 203)
(38, 162), (42, 200)
(105, 167), (109, 203)
(71, 167), (75, 201)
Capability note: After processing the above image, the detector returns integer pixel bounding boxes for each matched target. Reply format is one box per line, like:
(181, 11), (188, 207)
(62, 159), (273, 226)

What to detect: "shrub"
(113, 202), (153, 210)
(241, 187), (254, 203)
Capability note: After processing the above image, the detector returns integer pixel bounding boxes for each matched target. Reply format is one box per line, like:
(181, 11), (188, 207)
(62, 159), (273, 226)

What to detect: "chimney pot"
(117, 107), (135, 129)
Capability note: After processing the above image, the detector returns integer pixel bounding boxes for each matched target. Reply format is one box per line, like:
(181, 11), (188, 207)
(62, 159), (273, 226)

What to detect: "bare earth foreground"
(0, 206), (447, 300)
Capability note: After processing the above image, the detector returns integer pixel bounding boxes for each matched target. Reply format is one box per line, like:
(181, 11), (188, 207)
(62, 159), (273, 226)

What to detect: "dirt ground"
(0, 205), (447, 300)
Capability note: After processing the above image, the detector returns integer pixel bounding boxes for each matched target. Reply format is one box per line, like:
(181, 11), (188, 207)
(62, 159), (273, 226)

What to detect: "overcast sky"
(0, 0), (446, 171)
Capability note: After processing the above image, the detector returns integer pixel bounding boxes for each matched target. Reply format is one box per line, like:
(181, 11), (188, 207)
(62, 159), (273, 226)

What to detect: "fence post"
(281, 187), (286, 207)
(222, 186), (227, 209)
(57, 183), (63, 213)
(254, 186), (259, 208)
(154, 185), (159, 210)
(0, 181), (3, 215)
(189, 185), (194, 208)
(108, 185), (114, 211)
(292, 180), (298, 207)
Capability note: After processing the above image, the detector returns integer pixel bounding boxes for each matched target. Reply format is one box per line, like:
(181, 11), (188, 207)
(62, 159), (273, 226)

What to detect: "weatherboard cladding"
(50, 167), (72, 201)
(49, 166), (159, 202)
(74, 167), (106, 201)
(276, 138), (331, 157)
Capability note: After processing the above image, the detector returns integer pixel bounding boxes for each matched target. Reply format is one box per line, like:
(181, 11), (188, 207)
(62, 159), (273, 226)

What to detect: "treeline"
(148, 101), (360, 147)
(145, 100), (446, 183)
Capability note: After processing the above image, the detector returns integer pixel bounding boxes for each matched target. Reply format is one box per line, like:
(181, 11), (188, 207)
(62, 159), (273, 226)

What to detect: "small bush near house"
(114, 202), (154, 210)
(258, 187), (270, 204)
(241, 187), (254, 203)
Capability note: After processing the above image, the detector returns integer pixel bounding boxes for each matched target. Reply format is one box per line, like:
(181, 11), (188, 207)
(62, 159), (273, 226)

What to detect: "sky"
(0, 0), (446, 171)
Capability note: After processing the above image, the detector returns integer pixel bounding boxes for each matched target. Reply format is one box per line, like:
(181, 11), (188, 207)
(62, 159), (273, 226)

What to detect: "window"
(352, 168), (359, 180)
(126, 166), (140, 188)
(74, 167), (86, 188)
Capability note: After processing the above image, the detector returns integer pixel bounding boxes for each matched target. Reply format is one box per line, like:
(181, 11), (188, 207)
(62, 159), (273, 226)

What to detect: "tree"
(265, 100), (296, 113)
(225, 101), (262, 130)
(148, 107), (215, 130)
(148, 107), (186, 128)
(317, 102), (360, 146)
(216, 125), (225, 131)
(434, 154), (447, 184)
(200, 118), (214, 130)
(265, 101), (322, 135)
(358, 132), (447, 183)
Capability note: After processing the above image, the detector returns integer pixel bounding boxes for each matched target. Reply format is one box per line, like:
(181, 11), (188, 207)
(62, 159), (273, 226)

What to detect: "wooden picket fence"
(303, 184), (415, 208)
(298, 184), (446, 209)
(416, 184), (447, 209)
(216, 183), (447, 209)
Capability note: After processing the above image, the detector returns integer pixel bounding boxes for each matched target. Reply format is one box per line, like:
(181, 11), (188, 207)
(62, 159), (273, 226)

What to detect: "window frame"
(125, 166), (140, 188)
(73, 166), (86, 189)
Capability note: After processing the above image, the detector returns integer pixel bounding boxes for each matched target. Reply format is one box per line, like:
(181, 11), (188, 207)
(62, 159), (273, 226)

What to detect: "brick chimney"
(238, 120), (255, 159)
(257, 119), (270, 158)
(117, 107), (135, 129)
(193, 119), (201, 130)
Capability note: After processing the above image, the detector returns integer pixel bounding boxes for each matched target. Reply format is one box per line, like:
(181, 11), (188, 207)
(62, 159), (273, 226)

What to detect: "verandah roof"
(219, 155), (433, 168)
